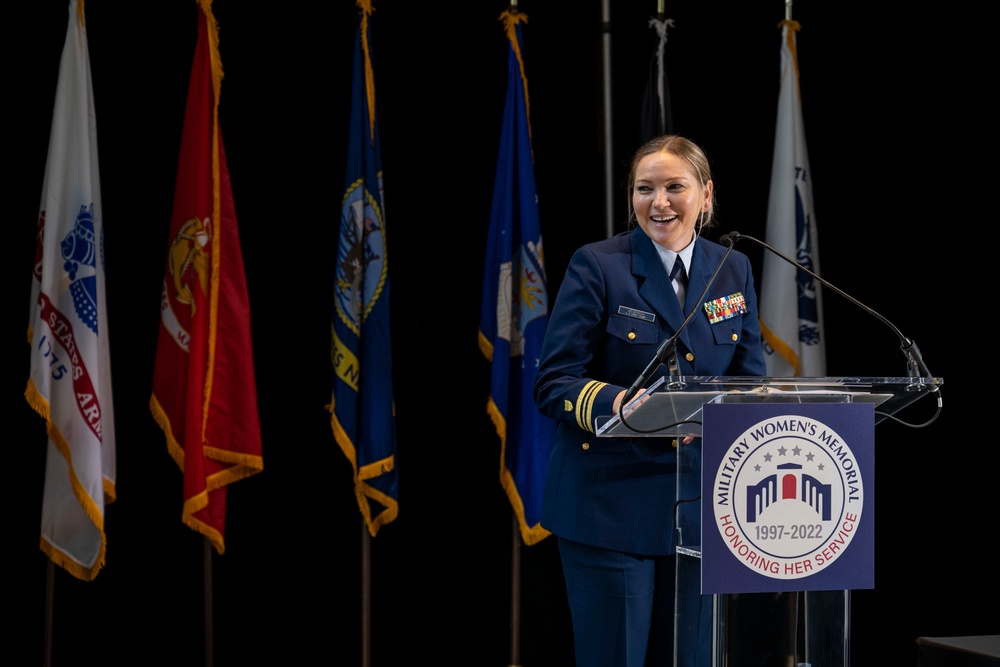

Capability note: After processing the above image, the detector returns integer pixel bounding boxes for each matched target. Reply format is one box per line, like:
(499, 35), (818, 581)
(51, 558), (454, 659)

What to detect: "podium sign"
(700, 402), (875, 594)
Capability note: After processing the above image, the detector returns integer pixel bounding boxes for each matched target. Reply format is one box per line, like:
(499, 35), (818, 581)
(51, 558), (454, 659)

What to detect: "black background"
(10, 1), (995, 665)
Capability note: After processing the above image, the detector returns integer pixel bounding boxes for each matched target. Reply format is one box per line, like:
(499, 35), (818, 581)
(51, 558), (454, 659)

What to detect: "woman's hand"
(616, 389), (694, 444)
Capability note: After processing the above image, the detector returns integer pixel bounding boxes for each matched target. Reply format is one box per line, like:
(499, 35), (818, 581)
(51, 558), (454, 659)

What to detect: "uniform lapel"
(631, 229), (687, 335)
(678, 239), (714, 351)
(683, 239), (710, 315)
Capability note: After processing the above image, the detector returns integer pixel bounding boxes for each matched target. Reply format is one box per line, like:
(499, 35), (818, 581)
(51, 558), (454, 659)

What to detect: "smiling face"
(631, 150), (713, 252)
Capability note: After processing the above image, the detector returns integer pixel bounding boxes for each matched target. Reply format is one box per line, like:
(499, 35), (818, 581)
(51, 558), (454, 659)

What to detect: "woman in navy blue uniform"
(534, 135), (766, 666)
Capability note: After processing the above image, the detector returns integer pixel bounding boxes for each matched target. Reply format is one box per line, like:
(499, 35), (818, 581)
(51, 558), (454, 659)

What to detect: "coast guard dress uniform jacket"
(534, 226), (767, 556)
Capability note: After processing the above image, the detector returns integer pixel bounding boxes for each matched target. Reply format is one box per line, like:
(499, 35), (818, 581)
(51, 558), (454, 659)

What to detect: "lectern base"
(677, 550), (850, 666)
(714, 590), (848, 667)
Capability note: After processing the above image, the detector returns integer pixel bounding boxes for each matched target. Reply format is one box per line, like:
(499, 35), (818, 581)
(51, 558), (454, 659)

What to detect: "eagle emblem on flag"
(336, 177), (387, 333)
(60, 204), (100, 335)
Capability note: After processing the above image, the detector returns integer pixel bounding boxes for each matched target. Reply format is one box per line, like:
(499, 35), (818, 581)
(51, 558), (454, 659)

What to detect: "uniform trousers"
(558, 537), (712, 667)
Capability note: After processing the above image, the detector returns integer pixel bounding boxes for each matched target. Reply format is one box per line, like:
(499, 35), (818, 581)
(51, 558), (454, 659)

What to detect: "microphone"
(621, 240), (738, 406)
(722, 231), (934, 380)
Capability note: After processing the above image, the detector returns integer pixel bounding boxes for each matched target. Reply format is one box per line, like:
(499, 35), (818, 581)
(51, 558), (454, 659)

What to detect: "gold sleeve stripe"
(575, 381), (607, 433)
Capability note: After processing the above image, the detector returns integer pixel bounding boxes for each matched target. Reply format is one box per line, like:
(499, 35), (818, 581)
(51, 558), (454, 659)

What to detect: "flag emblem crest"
(792, 178), (821, 342)
(336, 177), (387, 334)
(167, 216), (211, 310)
(60, 203), (100, 334)
(496, 240), (548, 354)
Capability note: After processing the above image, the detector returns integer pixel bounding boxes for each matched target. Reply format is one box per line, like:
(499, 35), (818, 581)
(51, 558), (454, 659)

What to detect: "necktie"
(670, 257), (687, 305)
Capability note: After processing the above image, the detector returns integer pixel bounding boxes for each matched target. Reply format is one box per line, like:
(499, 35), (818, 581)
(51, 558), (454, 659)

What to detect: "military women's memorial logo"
(701, 402), (875, 594)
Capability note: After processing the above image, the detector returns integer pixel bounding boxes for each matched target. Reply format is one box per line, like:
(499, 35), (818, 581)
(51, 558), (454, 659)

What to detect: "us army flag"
(26, 0), (116, 582)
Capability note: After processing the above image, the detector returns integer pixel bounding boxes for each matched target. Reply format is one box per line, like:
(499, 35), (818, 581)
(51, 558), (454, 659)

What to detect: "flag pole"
(362, 519), (371, 667)
(204, 537), (214, 667)
(509, 513), (522, 667)
(785, 0), (793, 20)
(334, 2), (397, 660)
(601, 0), (614, 238)
(43, 560), (54, 667)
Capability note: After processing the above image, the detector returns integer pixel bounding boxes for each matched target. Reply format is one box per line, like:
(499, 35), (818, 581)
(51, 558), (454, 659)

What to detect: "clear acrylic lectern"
(596, 374), (943, 667)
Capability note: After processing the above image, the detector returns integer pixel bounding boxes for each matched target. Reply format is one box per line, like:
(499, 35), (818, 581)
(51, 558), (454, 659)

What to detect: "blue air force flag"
(478, 9), (557, 547)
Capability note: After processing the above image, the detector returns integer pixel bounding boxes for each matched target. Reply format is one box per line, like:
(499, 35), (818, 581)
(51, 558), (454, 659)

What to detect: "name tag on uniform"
(703, 292), (746, 324)
(618, 305), (656, 322)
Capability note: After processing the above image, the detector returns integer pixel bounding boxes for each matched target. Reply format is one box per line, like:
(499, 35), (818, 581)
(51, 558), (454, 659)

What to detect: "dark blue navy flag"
(330, 0), (398, 536)
(478, 9), (556, 546)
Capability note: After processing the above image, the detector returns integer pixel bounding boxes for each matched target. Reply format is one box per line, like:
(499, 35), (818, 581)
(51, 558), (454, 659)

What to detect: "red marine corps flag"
(150, 0), (263, 554)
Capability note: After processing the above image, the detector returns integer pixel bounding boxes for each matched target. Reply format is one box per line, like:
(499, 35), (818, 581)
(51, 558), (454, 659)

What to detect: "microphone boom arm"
(723, 231), (933, 379)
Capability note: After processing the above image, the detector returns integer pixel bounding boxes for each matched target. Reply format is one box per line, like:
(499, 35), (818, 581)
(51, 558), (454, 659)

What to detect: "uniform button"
(628, 331), (636, 340)
(564, 400), (573, 411)
(671, 439), (678, 448)
(582, 443), (590, 451)
(732, 333), (738, 341)
(685, 352), (694, 362)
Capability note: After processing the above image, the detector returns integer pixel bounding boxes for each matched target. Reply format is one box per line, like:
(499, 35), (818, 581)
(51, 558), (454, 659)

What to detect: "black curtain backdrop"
(11, 2), (995, 665)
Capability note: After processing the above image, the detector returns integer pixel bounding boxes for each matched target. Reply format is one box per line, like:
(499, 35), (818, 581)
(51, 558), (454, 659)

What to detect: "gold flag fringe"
(328, 398), (399, 538)
(499, 9), (533, 150)
(357, 0), (378, 145)
(478, 329), (495, 363)
(487, 397), (551, 546)
(778, 19), (803, 95)
(26, 377), (109, 581)
(194, 0), (226, 444)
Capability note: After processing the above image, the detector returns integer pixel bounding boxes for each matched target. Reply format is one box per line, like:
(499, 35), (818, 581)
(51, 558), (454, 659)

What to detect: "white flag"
(26, 0), (116, 581)
(760, 20), (826, 377)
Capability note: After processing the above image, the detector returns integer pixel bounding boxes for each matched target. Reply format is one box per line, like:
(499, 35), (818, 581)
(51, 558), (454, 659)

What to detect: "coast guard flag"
(330, 0), (398, 537)
(150, 0), (263, 555)
(639, 14), (675, 142)
(759, 20), (826, 377)
(26, 0), (116, 582)
(478, 9), (556, 547)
